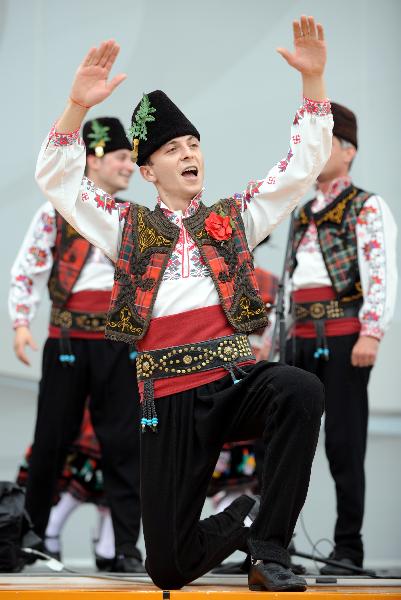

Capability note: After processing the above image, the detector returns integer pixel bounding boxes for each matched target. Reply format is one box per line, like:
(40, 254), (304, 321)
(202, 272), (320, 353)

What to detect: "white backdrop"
(0, 0), (400, 412)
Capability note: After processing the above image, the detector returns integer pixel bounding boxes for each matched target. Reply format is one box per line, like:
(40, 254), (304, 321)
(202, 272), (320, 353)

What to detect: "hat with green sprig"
(129, 91), (200, 165)
(83, 117), (131, 157)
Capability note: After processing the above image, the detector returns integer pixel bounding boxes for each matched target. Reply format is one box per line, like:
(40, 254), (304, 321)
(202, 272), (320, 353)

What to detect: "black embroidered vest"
(105, 199), (269, 345)
(289, 186), (372, 303)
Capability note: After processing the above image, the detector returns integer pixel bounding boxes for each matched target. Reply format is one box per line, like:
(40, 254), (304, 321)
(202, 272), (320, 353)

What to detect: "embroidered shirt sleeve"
(47, 123), (82, 147)
(36, 125), (125, 262)
(9, 203), (56, 328)
(235, 97), (333, 250)
(357, 195), (398, 339)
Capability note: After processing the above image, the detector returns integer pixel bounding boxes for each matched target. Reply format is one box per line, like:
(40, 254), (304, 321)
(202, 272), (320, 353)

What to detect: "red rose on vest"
(205, 212), (233, 241)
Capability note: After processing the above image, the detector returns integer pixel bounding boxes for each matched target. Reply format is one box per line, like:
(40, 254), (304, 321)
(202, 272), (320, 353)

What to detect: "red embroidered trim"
(13, 318), (29, 329)
(302, 97), (332, 117)
(360, 324), (383, 340)
(48, 123), (81, 146)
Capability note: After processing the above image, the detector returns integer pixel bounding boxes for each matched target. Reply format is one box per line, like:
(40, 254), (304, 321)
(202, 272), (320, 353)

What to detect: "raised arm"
(277, 15), (327, 101)
(36, 41), (129, 262)
(56, 40), (126, 133)
(235, 16), (332, 249)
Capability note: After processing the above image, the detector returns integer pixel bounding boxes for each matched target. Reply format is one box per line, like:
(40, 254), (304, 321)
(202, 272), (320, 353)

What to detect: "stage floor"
(0, 573), (400, 599)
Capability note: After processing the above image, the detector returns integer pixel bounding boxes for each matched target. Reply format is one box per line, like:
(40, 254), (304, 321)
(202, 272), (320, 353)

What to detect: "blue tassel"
(141, 380), (158, 433)
(59, 354), (76, 364)
(314, 347), (330, 360)
(229, 366), (243, 385)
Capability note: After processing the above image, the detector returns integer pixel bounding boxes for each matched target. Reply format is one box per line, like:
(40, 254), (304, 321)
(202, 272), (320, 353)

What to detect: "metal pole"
(268, 211), (295, 362)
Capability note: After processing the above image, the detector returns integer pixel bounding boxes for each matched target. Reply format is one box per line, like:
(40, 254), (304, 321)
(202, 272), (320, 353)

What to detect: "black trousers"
(25, 338), (142, 559)
(286, 333), (371, 564)
(140, 361), (324, 589)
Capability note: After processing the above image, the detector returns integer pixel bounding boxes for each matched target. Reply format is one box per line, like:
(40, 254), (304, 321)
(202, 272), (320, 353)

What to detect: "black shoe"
(212, 561), (245, 575)
(111, 555), (146, 573)
(248, 561), (307, 592)
(320, 554), (361, 576)
(95, 553), (115, 571)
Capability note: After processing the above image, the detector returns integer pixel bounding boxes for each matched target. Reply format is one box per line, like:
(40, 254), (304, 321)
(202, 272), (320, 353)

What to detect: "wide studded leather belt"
(137, 334), (255, 433)
(137, 334), (255, 382)
(50, 306), (107, 333)
(293, 299), (361, 362)
(294, 299), (360, 322)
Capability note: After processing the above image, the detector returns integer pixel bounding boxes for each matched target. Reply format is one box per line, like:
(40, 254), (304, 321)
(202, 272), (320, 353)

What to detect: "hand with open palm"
(57, 39), (126, 133)
(70, 39), (126, 108)
(277, 16), (327, 100)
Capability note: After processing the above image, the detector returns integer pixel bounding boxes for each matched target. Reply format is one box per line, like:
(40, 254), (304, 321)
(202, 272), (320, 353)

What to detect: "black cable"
(296, 513), (379, 578)
(21, 548), (148, 582)
(311, 538), (335, 573)
(292, 550), (378, 578)
(299, 511), (333, 558)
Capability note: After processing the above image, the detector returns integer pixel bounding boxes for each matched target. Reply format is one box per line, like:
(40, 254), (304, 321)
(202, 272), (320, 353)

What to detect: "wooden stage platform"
(0, 574), (400, 599)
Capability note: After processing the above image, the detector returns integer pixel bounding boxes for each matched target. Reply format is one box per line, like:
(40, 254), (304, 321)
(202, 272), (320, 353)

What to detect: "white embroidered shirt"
(292, 176), (398, 339)
(35, 98), (333, 321)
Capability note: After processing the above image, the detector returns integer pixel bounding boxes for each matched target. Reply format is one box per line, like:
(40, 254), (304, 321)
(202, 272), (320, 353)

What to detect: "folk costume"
(286, 103), (398, 568)
(9, 118), (143, 566)
(36, 90), (333, 589)
(16, 406), (115, 564)
(17, 406), (105, 507)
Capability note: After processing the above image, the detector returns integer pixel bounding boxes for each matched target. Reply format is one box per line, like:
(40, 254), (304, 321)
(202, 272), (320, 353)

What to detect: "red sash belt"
(137, 304), (255, 399)
(48, 290), (111, 339)
(292, 287), (361, 338)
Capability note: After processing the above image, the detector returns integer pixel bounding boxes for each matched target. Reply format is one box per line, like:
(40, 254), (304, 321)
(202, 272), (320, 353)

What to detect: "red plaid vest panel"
(48, 213), (92, 307)
(290, 186), (372, 303)
(105, 199), (269, 345)
(254, 268), (279, 306)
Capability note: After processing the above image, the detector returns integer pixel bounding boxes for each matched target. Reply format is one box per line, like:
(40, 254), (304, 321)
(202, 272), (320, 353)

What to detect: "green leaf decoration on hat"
(87, 120), (111, 150)
(129, 94), (156, 142)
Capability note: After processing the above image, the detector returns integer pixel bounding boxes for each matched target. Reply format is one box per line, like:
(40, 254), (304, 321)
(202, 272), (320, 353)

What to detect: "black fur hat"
(83, 117), (131, 157)
(130, 91), (200, 165)
(331, 102), (358, 149)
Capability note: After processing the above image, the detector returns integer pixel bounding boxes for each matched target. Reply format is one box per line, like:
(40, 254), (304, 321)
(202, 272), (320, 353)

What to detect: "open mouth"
(181, 166), (198, 180)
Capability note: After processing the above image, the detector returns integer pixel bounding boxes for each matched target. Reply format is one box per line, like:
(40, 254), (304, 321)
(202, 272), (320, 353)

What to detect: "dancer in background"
(286, 102), (397, 574)
(10, 118), (143, 572)
(17, 404), (116, 570)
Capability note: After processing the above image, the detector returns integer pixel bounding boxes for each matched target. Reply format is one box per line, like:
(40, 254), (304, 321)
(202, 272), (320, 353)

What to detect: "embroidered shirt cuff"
(360, 322), (384, 341)
(13, 318), (30, 330)
(48, 122), (81, 147)
(302, 97), (331, 117)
